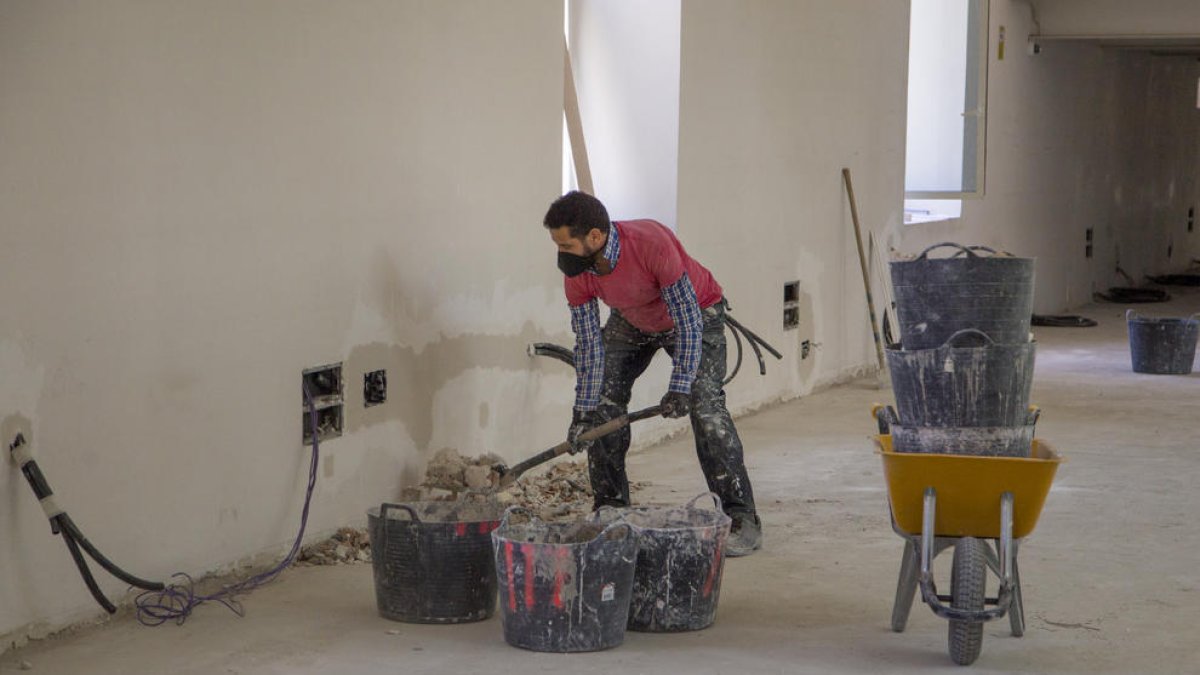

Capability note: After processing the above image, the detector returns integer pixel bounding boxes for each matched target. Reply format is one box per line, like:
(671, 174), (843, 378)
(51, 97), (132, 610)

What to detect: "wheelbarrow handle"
(498, 405), (663, 487)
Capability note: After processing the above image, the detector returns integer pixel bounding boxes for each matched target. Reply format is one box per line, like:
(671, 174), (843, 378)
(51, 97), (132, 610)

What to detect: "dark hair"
(543, 191), (610, 239)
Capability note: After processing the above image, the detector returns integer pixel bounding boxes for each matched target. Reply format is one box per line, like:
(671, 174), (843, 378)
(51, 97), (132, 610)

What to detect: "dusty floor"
(3, 290), (1198, 674)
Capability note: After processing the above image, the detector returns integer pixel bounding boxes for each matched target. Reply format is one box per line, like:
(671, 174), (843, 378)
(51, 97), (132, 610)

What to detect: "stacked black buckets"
(883, 243), (1038, 457)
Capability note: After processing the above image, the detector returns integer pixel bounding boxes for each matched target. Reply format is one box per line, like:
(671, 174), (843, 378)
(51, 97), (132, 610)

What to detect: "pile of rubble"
(296, 527), (371, 566)
(295, 452), (651, 566)
(413, 449), (648, 521)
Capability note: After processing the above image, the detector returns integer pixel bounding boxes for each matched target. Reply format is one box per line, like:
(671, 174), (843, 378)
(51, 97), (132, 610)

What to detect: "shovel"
(495, 405), (663, 488)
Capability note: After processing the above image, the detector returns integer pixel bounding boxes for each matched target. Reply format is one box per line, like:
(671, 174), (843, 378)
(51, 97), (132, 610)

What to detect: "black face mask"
(558, 250), (597, 277)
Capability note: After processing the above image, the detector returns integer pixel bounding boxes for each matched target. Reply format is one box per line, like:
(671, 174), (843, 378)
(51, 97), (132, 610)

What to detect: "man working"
(543, 191), (762, 556)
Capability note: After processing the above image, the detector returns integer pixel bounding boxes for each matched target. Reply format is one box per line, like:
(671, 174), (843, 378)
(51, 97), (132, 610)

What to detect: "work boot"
(725, 513), (762, 557)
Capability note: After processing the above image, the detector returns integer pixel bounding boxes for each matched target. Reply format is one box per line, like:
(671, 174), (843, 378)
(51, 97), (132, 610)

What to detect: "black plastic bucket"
(886, 329), (1036, 427)
(878, 405), (1040, 457)
(492, 508), (638, 652)
(891, 243), (1035, 349)
(1127, 310), (1200, 375)
(598, 493), (731, 633)
(367, 501), (501, 624)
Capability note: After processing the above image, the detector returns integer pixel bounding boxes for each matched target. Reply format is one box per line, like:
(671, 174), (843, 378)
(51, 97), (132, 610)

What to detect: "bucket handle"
(954, 245), (1015, 258)
(871, 403), (899, 435)
(596, 519), (635, 543)
(915, 242), (979, 260)
(379, 502), (420, 523)
(500, 505), (534, 525)
(942, 328), (995, 348)
(1126, 309), (1138, 322)
(686, 491), (724, 514)
(1026, 405), (1041, 426)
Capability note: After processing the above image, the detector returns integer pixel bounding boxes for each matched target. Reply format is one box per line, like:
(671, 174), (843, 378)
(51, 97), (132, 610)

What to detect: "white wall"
(677, 0), (910, 405)
(894, 0), (1200, 314)
(0, 0), (566, 645)
(0, 0), (919, 646)
(568, 0), (682, 228)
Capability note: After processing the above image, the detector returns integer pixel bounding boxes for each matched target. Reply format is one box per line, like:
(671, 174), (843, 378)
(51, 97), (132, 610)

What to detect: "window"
(904, 0), (989, 222)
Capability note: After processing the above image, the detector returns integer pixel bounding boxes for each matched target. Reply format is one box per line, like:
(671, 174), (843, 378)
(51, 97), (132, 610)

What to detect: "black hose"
(1031, 314), (1098, 328)
(59, 513), (163, 591)
(62, 528), (118, 614)
(723, 320), (744, 386)
(1093, 288), (1171, 304)
(530, 342), (575, 368)
(725, 315), (784, 360)
(9, 432), (165, 614)
(527, 307), (783, 386)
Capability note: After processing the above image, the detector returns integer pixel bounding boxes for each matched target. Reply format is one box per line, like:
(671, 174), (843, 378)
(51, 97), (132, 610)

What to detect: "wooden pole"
(842, 168), (887, 381)
(563, 39), (594, 195)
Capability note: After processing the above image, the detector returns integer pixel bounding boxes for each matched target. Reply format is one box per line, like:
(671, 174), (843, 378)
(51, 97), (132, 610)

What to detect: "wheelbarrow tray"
(875, 436), (1062, 539)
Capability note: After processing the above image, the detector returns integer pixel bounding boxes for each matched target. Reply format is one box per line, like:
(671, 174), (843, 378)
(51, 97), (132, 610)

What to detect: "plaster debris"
(414, 455), (648, 522)
(297, 527), (371, 566)
(422, 448), (505, 492)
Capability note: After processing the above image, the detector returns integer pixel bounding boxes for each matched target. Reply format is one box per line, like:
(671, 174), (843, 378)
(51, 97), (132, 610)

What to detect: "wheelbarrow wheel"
(949, 537), (986, 666)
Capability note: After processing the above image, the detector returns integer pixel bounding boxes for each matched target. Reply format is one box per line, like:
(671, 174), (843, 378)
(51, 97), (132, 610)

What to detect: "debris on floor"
(296, 527), (372, 566)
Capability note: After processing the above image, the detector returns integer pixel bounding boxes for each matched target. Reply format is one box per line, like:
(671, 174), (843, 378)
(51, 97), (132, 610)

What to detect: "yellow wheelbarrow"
(871, 405), (1063, 666)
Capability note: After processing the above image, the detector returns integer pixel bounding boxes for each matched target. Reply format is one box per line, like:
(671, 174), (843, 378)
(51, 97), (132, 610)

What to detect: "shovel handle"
(498, 405), (663, 487)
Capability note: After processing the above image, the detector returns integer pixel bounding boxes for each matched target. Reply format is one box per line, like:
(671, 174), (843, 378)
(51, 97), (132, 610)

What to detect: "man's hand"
(568, 410), (603, 454)
(660, 391), (691, 419)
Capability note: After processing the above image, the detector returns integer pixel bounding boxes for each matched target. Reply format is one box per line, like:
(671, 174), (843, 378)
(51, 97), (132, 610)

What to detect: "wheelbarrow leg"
(1009, 541), (1025, 637)
(891, 539), (920, 632)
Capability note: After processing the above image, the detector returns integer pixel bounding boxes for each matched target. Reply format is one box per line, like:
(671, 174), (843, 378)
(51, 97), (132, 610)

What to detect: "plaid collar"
(591, 222), (620, 274)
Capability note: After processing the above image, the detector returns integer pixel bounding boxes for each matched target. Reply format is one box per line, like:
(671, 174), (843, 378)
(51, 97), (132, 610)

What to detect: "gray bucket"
(886, 329), (1036, 427)
(891, 243), (1035, 349)
(878, 405), (1040, 457)
(492, 508), (638, 653)
(367, 501), (502, 624)
(595, 493), (731, 633)
(1127, 310), (1199, 375)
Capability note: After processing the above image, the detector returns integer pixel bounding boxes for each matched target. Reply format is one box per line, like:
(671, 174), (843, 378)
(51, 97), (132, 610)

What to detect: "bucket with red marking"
(491, 507), (637, 652)
(367, 501), (501, 624)
(600, 493), (731, 632)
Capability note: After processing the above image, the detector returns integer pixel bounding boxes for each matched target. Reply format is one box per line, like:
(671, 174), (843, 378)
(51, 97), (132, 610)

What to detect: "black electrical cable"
(133, 387), (322, 625)
(6, 387), (322, 624)
(8, 432), (164, 615)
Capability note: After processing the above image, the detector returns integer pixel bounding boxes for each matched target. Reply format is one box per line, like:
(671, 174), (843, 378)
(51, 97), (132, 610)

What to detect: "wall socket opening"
(364, 369), (387, 407)
(303, 363), (343, 445)
(783, 281), (800, 330)
(801, 340), (811, 360)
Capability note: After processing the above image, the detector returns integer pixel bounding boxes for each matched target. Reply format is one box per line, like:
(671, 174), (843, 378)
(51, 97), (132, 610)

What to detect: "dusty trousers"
(588, 301), (757, 518)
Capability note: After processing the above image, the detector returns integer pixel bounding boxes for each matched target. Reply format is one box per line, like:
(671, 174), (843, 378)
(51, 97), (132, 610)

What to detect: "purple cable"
(134, 388), (322, 626)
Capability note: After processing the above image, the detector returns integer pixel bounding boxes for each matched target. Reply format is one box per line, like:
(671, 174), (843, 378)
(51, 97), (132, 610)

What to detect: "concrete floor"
(4, 289), (1198, 674)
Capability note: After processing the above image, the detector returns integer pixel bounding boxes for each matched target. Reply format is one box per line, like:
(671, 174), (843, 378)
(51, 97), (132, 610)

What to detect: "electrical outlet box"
(801, 340), (811, 360)
(302, 363), (343, 445)
(783, 281), (800, 330)
(364, 369), (387, 407)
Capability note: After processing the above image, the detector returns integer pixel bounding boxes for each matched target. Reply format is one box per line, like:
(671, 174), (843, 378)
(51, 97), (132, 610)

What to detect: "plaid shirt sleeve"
(569, 298), (604, 411)
(661, 272), (703, 395)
